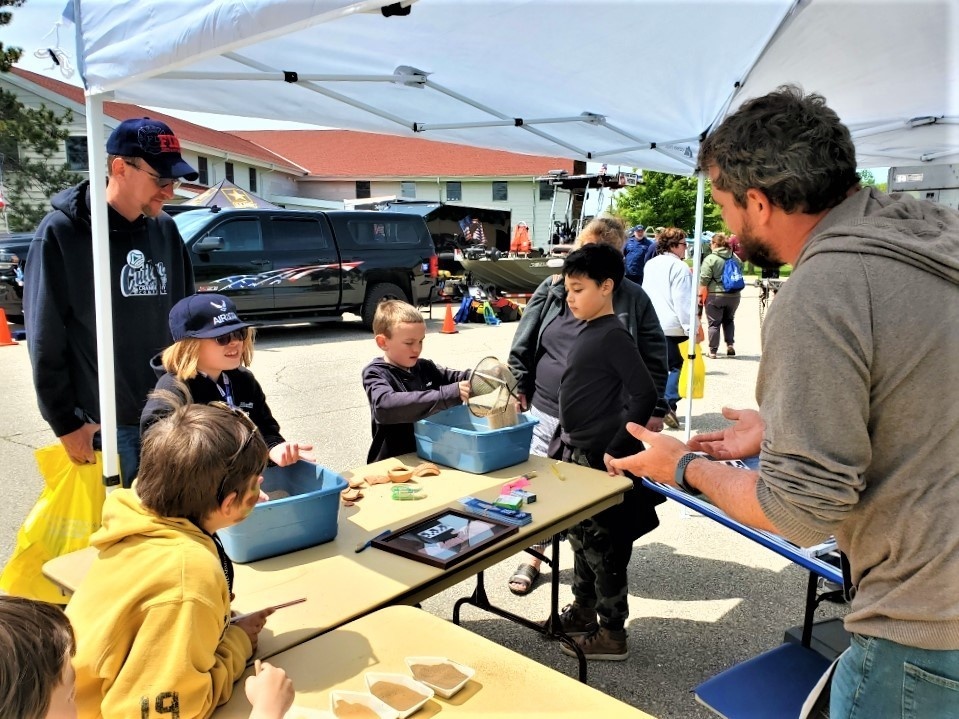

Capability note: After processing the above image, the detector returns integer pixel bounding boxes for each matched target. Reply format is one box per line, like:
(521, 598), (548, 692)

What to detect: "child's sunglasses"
(214, 328), (248, 346)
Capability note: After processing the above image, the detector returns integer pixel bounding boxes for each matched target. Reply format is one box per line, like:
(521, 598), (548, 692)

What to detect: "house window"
(356, 180), (371, 199)
(492, 181), (508, 202)
(225, 162), (234, 183)
(249, 167), (257, 193)
(64, 136), (89, 171)
(446, 181), (462, 201)
(538, 180), (554, 201)
(197, 156), (209, 185)
(400, 181), (416, 198)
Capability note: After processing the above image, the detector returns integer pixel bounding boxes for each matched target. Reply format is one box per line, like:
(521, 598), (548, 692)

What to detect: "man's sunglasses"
(214, 328), (249, 346)
(123, 159), (181, 190)
(210, 402), (259, 503)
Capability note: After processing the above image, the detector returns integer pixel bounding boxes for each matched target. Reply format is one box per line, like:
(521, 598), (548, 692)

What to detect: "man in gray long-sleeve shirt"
(611, 86), (959, 717)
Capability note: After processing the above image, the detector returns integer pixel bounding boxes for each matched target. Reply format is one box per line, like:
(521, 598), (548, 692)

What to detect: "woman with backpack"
(699, 232), (745, 358)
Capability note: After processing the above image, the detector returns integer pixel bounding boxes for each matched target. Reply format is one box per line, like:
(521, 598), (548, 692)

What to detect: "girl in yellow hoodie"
(65, 401), (287, 719)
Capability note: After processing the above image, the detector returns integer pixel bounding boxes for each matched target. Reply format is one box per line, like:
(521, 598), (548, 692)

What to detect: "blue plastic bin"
(218, 461), (348, 563)
(414, 405), (539, 473)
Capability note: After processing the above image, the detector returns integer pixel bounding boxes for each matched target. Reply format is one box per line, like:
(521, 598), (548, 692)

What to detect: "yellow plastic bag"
(0, 445), (105, 603)
(678, 340), (706, 399)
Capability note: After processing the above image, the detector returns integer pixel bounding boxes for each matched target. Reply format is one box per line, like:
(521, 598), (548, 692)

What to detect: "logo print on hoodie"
(120, 250), (169, 297)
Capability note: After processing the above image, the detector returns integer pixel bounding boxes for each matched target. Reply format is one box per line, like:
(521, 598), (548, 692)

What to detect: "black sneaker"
(560, 626), (629, 661)
(663, 410), (680, 429)
(727, 345), (736, 356)
(541, 603), (598, 637)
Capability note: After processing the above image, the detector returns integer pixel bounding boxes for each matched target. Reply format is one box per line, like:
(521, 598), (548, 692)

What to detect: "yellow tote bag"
(0, 445), (105, 603)
(678, 340), (706, 399)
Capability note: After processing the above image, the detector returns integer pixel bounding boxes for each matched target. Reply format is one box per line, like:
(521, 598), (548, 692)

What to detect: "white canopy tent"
(62, 0), (958, 480)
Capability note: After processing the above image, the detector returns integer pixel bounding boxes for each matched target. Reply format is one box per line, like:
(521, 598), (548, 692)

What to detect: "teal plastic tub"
(414, 405), (538, 473)
(218, 461), (347, 563)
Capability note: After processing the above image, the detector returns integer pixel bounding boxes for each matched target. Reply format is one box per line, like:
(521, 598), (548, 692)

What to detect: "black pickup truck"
(174, 208), (437, 328)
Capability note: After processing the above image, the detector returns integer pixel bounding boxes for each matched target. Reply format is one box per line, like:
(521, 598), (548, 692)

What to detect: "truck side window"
(271, 218), (329, 250)
(347, 220), (421, 246)
(214, 218), (263, 252)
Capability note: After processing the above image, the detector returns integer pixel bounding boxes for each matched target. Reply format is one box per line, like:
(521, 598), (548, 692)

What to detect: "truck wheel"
(361, 282), (409, 329)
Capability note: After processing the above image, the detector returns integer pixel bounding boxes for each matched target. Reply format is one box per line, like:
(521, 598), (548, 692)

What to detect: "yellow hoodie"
(66, 489), (252, 719)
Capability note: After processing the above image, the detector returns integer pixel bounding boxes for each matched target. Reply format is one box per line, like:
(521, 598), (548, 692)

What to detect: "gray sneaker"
(541, 603), (598, 637)
(560, 626), (629, 661)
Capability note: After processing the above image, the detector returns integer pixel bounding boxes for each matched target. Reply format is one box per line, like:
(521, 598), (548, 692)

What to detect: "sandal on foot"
(508, 562), (540, 595)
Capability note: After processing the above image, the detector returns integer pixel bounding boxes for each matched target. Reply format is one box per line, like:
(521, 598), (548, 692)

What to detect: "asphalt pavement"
(0, 288), (845, 719)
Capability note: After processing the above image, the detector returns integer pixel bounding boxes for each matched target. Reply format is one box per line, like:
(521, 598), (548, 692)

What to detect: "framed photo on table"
(372, 508), (518, 569)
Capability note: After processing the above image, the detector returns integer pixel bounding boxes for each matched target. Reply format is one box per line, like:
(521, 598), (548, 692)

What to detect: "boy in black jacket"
(549, 243), (661, 661)
(362, 300), (470, 463)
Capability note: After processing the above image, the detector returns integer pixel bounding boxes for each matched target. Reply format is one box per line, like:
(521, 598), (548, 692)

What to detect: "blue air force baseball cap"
(107, 118), (199, 181)
(169, 294), (251, 341)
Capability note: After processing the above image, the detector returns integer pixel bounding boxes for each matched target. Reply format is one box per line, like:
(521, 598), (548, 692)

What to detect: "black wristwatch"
(675, 452), (705, 495)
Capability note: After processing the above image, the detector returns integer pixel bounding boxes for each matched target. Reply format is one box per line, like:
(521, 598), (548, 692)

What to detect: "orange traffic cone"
(0, 309), (18, 346)
(440, 303), (458, 334)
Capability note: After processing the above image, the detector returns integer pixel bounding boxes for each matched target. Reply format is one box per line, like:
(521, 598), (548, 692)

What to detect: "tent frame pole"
(85, 93), (121, 487)
(684, 171), (707, 442)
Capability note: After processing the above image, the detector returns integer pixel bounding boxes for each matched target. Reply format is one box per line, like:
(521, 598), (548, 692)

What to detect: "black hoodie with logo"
(24, 181), (194, 435)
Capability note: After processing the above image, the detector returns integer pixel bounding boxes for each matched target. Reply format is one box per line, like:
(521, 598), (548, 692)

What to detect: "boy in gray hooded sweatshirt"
(611, 85), (959, 718)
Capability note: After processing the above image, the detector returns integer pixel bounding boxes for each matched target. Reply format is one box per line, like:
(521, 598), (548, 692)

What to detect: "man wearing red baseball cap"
(25, 118), (198, 485)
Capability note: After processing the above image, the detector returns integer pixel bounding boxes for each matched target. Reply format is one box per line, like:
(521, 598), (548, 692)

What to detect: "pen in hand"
(230, 598), (306, 624)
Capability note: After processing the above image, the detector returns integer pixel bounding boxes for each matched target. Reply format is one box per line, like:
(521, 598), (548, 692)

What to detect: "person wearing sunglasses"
(25, 118), (198, 486)
(141, 293), (315, 468)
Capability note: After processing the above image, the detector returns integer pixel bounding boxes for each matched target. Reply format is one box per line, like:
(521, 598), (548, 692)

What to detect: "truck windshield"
(174, 210), (218, 242)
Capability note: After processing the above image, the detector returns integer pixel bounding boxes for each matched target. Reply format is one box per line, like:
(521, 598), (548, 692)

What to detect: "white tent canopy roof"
(71, 0), (959, 172)
(62, 0), (959, 480)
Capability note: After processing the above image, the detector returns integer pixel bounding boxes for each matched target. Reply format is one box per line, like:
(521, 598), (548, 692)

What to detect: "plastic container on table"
(403, 656), (476, 699)
(218, 461), (347, 563)
(364, 672), (433, 719)
(414, 405), (538, 473)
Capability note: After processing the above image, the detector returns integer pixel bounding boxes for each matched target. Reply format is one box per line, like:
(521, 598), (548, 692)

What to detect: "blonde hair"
(710, 232), (731, 250)
(372, 299), (424, 337)
(574, 215), (627, 252)
(161, 331), (256, 381)
(656, 227), (687, 254)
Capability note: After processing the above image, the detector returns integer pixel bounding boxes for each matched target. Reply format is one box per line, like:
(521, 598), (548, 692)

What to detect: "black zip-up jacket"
(24, 181), (194, 435)
(507, 274), (669, 418)
(362, 357), (470, 463)
(140, 358), (285, 449)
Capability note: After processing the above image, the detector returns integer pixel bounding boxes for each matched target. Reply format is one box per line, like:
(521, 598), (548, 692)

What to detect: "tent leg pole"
(684, 171), (706, 443)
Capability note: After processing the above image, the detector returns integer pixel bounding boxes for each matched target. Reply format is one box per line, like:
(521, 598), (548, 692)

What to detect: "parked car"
(0, 232), (33, 322)
(174, 208), (438, 328)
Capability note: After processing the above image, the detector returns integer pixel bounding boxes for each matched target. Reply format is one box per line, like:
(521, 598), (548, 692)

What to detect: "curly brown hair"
(655, 227), (687, 255)
(699, 85), (859, 214)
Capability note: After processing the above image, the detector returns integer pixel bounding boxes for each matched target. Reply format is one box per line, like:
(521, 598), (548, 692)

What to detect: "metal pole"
(85, 94), (121, 488)
(684, 171), (707, 442)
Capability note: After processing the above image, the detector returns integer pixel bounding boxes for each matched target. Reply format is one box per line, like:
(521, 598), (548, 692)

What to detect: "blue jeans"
(115, 425), (142, 488)
(664, 336), (685, 411)
(831, 633), (959, 718)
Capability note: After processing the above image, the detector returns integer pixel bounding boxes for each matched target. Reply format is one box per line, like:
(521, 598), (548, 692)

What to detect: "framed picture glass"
(372, 508), (518, 569)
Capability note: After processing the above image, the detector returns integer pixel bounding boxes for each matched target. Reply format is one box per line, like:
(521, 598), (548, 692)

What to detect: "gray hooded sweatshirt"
(755, 188), (959, 650)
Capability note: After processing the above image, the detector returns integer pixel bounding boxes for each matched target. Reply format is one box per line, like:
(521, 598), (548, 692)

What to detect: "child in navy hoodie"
(362, 300), (470, 463)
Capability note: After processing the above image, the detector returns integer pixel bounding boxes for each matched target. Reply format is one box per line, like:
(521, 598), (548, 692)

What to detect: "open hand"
(269, 442), (316, 467)
(608, 423), (690, 484)
(686, 407), (764, 460)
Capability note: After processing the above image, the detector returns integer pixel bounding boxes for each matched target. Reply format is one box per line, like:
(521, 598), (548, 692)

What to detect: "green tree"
(1, 0), (81, 230)
(614, 170), (724, 234)
(0, 0), (25, 72)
